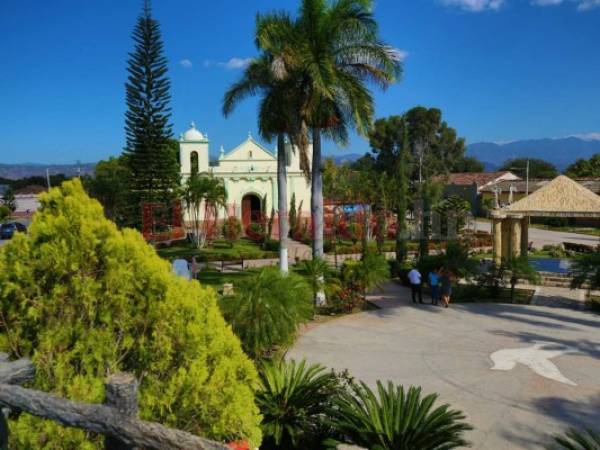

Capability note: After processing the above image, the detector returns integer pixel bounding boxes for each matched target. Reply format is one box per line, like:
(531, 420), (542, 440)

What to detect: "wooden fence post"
(104, 373), (138, 450)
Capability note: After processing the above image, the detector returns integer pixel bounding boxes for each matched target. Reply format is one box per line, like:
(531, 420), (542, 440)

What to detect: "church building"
(179, 122), (312, 228)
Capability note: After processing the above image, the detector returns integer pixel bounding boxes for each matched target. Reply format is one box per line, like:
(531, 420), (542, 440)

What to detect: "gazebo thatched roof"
(500, 175), (600, 217)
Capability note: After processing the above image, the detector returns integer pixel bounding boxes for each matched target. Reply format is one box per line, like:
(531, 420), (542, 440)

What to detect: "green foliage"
(342, 253), (389, 298)
(1, 187), (16, 212)
(83, 156), (131, 225)
(552, 428), (600, 450)
(434, 195), (472, 236)
(123, 2), (179, 207)
(503, 256), (541, 301)
(181, 173), (227, 248)
(500, 157), (558, 179)
(328, 381), (472, 450)
(0, 205), (10, 222)
(565, 153), (600, 178)
(454, 155), (485, 172)
(0, 179), (261, 448)
(569, 251), (600, 291)
(219, 267), (313, 359)
(257, 359), (346, 450)
(288, 193), (298, 238)
(222, 216), (242, 246)
(419, 240), (479, 280)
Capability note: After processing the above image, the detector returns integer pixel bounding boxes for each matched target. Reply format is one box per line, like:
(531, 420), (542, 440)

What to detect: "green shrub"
(219, 267), (313, 359)
(222, 216), (242, 246)
(329, 381), (472, 450)
(262, 238), (280, 252)
(257, 359), (347, 450)
(0, 180), (261, 448)
(0, 205), (10, 222)
(342, 253), (389, 298)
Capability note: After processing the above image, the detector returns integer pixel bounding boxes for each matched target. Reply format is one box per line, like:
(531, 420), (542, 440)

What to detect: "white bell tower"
(179, 121), (209, 176)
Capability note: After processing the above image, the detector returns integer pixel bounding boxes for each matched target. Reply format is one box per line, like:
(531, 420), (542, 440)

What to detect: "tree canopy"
(123, 1), (180, 210)
(0, 179), (261, 448)
(500, 158), (558, 179)
(565, 153), (600, 178)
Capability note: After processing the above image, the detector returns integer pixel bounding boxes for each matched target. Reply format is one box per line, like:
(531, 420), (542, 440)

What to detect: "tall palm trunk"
(277, 133), (289, 273)
(311, 128), (324, 259)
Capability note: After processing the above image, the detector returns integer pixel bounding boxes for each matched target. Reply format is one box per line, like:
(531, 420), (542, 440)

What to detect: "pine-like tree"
(123, 0), (179, 212)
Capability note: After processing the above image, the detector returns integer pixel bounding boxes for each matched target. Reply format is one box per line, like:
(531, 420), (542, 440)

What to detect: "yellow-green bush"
(0, 179), (261, 448)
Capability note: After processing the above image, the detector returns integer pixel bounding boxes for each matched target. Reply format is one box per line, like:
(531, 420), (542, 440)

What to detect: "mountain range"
(0, 163), (95, 180)
(1, 136), (599, 179)
(466, 136), (600, 171)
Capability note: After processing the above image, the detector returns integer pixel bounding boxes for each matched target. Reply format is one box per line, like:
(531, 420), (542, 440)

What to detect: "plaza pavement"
(288, 281), (600, 450)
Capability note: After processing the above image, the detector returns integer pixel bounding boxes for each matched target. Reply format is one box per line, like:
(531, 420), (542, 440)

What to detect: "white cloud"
(179, 59), (193, 69)
(531, 0), (600, 10)
(567, 132), (600, 141)
(203, 57), (253, 70)
(440, 0), (505, 11)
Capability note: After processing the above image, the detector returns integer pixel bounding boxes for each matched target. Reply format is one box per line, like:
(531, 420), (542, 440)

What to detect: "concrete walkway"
(289, 281), (600, 449)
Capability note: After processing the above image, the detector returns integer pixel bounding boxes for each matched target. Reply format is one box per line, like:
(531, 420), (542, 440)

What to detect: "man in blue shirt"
(428, 268), (441, 305)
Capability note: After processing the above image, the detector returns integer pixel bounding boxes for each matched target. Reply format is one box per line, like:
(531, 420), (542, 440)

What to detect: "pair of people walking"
(407, 267), (453, 308)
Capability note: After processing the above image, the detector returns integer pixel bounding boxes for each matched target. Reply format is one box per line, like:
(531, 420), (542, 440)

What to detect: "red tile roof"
(443, 171), (519, 187)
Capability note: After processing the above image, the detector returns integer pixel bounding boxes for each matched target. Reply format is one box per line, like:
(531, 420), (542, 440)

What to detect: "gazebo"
(490, 175), (600, 264)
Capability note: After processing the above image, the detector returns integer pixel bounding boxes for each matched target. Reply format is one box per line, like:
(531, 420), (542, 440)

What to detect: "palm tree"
(218, 267), (313, 358)
(569, 251), (600, 296)
(204, 175), (227, 227)
(256, 359), (343, 449)
(257, 0), (402, 259)
(181, 173), (227, 248)
(329, 381), (472, 450)
(503, 256), (540, 302)
(223, 47), (304, 273)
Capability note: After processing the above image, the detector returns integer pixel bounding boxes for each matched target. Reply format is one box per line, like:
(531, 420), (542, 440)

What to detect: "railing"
(0, 353), (228, 450)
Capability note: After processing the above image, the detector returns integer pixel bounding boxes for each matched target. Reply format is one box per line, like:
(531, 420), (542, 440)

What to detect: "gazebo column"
(509, 215), (523, 259)
(520, 216), (529, 257)
(492, 216), (504, 265)
(501, 220), (511, 262)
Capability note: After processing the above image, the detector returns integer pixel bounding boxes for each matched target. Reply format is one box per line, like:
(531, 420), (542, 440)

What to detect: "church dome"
(182, 121), (206, 142)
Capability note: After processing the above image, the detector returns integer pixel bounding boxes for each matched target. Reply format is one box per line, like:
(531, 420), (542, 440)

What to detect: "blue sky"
(1, 0), (599, 164)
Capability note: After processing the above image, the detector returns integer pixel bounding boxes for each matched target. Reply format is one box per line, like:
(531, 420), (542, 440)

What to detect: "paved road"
(289, 282), (600, 449)
(473, 220), (600, 248)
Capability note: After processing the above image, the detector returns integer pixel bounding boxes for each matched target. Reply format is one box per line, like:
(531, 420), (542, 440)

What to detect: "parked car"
(0, 222), (27, 239)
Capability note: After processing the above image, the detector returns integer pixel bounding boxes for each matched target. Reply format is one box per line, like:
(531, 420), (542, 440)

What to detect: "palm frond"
(329, 380), (472, 450)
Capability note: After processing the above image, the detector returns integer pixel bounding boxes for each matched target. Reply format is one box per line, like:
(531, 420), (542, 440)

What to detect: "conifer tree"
(123, 0), (179, 211)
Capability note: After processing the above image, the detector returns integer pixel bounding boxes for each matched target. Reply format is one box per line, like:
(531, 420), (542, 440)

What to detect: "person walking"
(408, 267), (423, 304)
(428, 268), (441, 305)
(440, 268), (453, 308)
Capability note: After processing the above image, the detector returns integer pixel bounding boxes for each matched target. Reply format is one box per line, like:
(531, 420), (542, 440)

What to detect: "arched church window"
(190, 151), (199, 175)
(248, 150), (253, 159)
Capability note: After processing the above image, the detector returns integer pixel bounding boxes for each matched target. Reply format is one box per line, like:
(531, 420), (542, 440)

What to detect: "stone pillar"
(510, 216), (522, 259)
(492, 217), (503, 265)
(501, 220), (511, 263)
(521, 216), (529, 257)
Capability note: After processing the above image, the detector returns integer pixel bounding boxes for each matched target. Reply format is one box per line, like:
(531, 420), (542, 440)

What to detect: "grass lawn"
(196, 268), (256, 289)
(157, 238), (278, 262)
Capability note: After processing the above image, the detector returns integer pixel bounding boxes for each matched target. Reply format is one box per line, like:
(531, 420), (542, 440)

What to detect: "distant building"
(440, 171), (521, 216)
(178, 122), (312, 230)
(481, 177), (600, 206)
